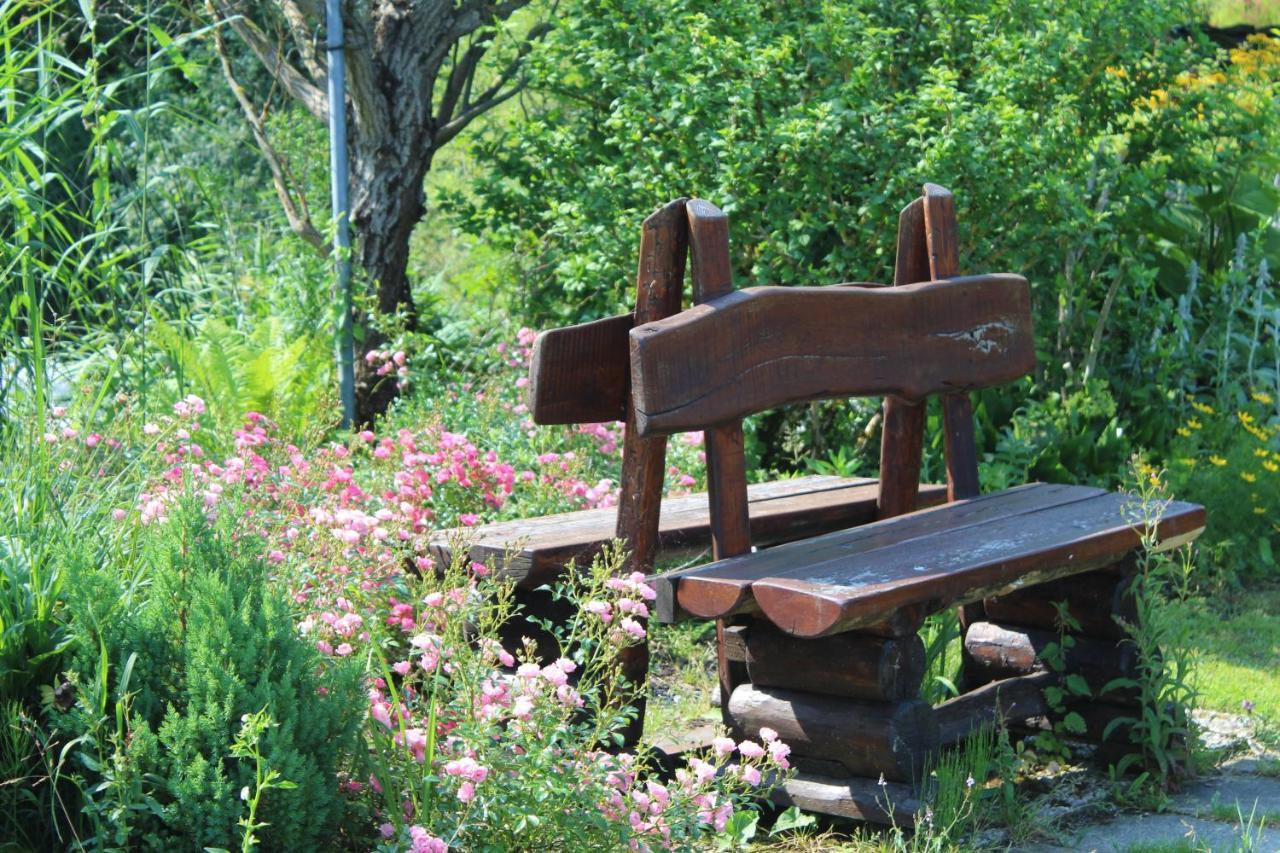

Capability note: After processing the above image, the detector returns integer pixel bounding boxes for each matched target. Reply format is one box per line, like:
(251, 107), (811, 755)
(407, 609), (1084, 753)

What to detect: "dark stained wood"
(745, 622), (926, 701)
(628, 274), (1036, 437)
(921, 183), (981, 503)
(527, 313), (632, 425)
(982, 561), (1138, 641)
(964, 621), (1143, 701)
(772, 771), (918, 827)
(941, 393), (981, 502)
(686, 198), (751, 562)
(660, 482), (1105, 623)
(877, 196), (930, 520)
(877, 397), (926, 519)
(434, 475), (949, 591)
(722, 623), (749, 663)
(727, 684), (938, 781)
(934, 671), (1055, 746)
(613, 198), (690, 747)
(922, 183), (959, 281)
(615, 197), (689, 576)
(672, 487), (1205, 637)
(686, 198), (753, 727)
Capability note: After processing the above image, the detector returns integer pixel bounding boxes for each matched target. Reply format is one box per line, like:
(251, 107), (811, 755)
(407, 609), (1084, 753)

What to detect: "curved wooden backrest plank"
(629, 273), (1035, 437)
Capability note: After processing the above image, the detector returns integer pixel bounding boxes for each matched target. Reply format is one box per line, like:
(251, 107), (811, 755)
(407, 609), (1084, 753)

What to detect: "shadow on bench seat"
(429, 474), (949, 588)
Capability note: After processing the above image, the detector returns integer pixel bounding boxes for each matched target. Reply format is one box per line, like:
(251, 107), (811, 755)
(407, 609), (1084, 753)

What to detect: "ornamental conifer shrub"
(58, 503), (364, 851)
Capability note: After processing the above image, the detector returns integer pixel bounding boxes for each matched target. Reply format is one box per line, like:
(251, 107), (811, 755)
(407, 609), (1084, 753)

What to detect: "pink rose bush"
(37, 329), (779, 849)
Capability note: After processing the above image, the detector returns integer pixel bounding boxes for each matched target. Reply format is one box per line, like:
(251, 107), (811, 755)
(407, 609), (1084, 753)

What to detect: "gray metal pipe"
(326, 0), (356, 427)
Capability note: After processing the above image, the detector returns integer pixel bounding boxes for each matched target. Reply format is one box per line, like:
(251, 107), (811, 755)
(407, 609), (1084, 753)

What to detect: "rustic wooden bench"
(428, 199), (948, 588)
(429, 198), (948, 742)
(633, 185), (1206, 823)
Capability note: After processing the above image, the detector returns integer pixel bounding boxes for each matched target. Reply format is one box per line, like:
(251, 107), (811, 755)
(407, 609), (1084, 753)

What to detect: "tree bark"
(208, 0), (546, 423)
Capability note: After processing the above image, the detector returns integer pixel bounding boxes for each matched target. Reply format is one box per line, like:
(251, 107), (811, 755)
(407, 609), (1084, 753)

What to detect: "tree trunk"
(211, 1), (545, 424)
(349, 132), (433, 423)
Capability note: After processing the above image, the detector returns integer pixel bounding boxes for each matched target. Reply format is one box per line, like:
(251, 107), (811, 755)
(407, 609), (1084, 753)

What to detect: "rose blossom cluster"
(366, 348), (411, 390)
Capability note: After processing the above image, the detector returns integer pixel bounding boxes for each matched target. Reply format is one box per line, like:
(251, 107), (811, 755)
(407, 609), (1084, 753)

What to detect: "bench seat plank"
(655, 482), (1101, 623)
(658, 484), (1205, 637)
(428, 475), (948, 587)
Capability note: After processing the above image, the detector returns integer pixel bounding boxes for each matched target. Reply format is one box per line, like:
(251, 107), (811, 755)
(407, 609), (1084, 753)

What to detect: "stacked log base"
(960, 565), (1151, 759)
(725, 621), (936, 821)
(720, 564), (1157, 823)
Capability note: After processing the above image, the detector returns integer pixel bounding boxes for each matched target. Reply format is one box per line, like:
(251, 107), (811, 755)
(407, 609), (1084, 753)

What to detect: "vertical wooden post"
(686, 199), (753, 726)
(922, 184), (981, 502)
(921, 183), (985, 690)
(614, 198), (689, 745)
(877, 197), (930, 520)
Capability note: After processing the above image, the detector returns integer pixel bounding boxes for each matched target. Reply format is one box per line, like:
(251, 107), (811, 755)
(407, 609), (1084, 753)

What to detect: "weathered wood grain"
(982, 561), (1137, 640)
(934, 671), (1055, 746)
(613, 198), (691, 747)
(628, 274), (1036, 437)
(527, 313), (633, 425)
(877, 195), (930, 521)
(964, 621), (1144, 701)
(727, 684), (938, 781)
(745, 622), (926, 701)
(615, 197), (689, 576)
(749, 493), (1204, 638)
(664, 485), (1204, 636)
(686, 198), (753, 726)
(659, 482), (1101, 623)
(434, 475), (948, 591)
(772, 771), (918, 827)
(922, 185), (982, 504)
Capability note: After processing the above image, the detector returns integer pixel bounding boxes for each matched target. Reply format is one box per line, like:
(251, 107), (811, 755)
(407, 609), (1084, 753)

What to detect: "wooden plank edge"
(771, 771), (918, 827)
(748, 500), (1206, 638)
(934, 671), (1055, 747)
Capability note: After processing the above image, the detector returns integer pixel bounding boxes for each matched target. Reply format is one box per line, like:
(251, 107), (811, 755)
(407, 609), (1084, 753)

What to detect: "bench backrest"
(526, 185), (1035, 572)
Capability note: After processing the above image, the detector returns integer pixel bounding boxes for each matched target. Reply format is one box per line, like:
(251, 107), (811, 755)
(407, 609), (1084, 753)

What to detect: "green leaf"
(1064, 673), (1092, 698)
(770, 806), (816, 836)
(1062, 711), (1087, 735)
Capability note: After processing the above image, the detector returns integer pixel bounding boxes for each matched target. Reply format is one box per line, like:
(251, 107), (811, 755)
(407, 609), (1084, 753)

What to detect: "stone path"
(1023, 712), (1280, 852)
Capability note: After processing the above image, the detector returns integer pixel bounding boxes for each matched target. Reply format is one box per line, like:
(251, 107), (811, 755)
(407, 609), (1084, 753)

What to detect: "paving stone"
(1018, 811), (1280, 852)
(1172, 772), (1280, 820)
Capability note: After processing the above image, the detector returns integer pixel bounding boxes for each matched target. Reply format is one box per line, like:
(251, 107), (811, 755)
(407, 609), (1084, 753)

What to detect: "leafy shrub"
(1166, 390), (1280, 582)
(54, 504), (364, 851)
(357, 546), (785, 851)
(980, 379), (1133, 491)
(453, 1), (1280, 476)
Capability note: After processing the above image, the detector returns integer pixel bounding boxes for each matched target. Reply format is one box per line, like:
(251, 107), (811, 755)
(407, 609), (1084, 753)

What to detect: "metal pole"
(327, 0), (356, 427)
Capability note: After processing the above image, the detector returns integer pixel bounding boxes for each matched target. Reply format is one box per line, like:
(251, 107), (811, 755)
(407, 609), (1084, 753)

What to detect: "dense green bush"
(452, 0), (1280, 480)
(54, 504), (364, 850)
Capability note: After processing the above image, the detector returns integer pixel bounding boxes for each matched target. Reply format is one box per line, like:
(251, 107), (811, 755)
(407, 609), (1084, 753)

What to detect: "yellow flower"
(1255, 506), (1268, 515)
(1176, 427), (1192, 438)
(1241, 472), (1257, 483)
(1179, 457), (1197, 467)
(1265, 460), (1279, 474)
(1245, 423), (1271, 442)
(1210, 455), (1228, 466)
(1191, 401), (1215, 415)
(1252, 391), (1274, 405)
(1187, 417), (1202, 430)
(1105, 66), (1129, 79)
(1239, 410), (1255, 426)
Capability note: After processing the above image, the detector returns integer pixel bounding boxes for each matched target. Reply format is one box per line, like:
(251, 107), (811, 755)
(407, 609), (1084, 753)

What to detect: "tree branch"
(436, 21), (552, 146)
(279, 0), (326, 82)
(449, 0), (531, 41)
(208, 5), (328, 256)
(209, 0), (329, 121)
